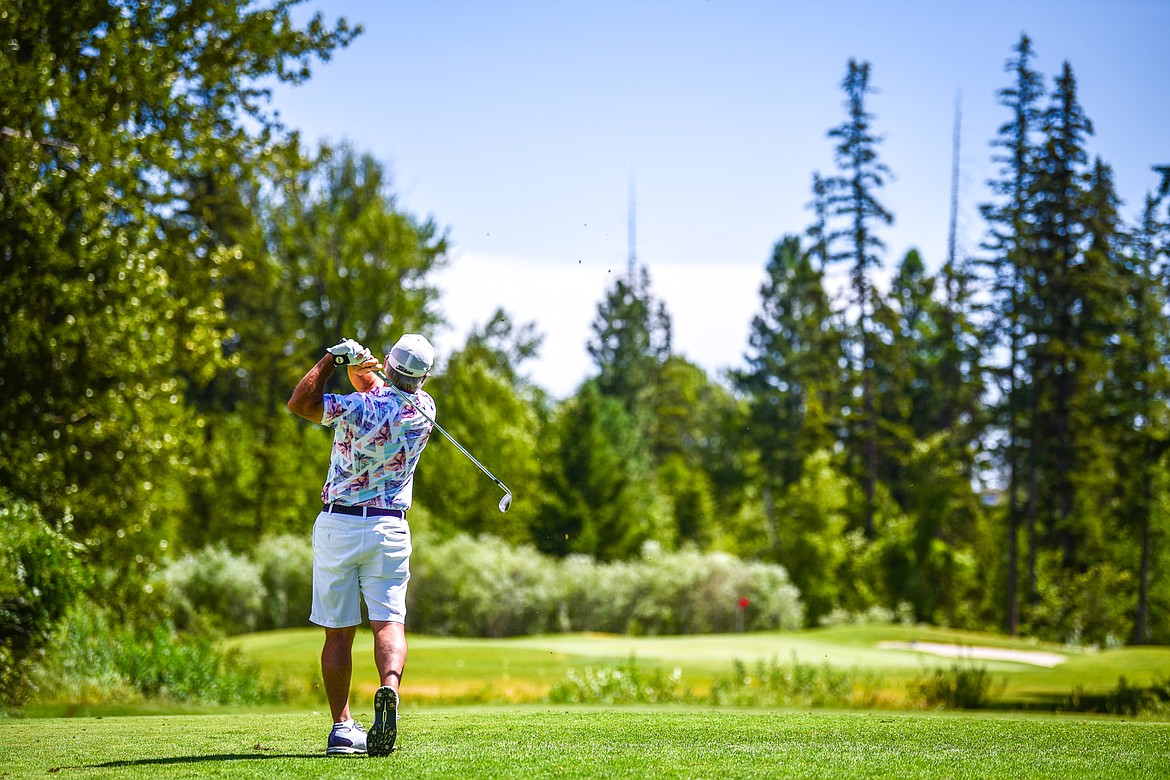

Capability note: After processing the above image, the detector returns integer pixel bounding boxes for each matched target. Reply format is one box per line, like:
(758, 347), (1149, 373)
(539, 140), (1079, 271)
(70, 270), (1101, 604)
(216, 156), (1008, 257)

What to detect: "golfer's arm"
(348, 365), (385, 393)
(287, 354), (335, 423)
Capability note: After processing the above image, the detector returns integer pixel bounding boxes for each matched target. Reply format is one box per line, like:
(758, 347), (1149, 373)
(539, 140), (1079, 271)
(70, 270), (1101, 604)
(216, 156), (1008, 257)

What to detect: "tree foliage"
(0, 0), (358, 596)
(0, 491), (89, 709)
(736, 235), (842, 491)
(2, 13), (1167, 654)
(588, 264), (672, 419)
(420, 309), (545, 544)
(823, 58), (894, 536)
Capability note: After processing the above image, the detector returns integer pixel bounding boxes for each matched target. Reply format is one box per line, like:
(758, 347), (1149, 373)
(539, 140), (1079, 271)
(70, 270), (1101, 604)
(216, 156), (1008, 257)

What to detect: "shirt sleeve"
(320, 393), (353, 428)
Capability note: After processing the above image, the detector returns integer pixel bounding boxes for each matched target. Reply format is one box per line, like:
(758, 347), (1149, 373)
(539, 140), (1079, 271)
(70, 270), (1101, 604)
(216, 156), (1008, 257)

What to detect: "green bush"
(1063, 674), (1170, 717)
(548, 655), (887, 708)
(254, 534), (314, 630)
(408, 535), (805, 637)
(818, 603), (915, 627)
(157, 545), (266, 634)
(912, 660), (997, 709)
(409, 534), (560, 636)
(0, 491), (88, 710)
(153, 532), (805, 640)
(557, 544), (804, 635)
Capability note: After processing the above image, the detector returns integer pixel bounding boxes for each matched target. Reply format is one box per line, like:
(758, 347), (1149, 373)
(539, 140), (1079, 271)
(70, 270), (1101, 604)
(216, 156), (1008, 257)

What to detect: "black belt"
(322, 503), (406, 519)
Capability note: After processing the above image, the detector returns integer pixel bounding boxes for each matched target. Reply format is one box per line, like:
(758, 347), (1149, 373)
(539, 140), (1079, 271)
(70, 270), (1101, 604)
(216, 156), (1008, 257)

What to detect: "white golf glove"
(326, 338), (373, 366)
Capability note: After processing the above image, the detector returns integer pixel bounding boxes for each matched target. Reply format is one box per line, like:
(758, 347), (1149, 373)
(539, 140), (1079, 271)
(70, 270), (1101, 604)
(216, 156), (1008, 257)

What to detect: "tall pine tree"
(978, 33), (1045, 634)
(1121, 168), (1170, 643)
(824, 59), (894, 537)
(736, 235), (842, 492)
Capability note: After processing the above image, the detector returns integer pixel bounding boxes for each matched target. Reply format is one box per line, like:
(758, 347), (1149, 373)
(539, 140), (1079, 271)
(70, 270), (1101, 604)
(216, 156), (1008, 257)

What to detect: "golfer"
(287, 333), (436, 757)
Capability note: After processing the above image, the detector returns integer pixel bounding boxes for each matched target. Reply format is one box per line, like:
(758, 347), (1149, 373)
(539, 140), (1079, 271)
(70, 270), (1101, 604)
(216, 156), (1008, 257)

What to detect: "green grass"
(222, 624), (1170, 711)
(12, 626), (1170, 777)
(3, 707), (1168, 779)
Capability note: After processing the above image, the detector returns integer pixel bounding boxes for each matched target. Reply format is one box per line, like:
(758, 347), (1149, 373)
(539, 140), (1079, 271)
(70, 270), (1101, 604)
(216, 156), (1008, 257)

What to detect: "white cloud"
(432, 252), (768, 398)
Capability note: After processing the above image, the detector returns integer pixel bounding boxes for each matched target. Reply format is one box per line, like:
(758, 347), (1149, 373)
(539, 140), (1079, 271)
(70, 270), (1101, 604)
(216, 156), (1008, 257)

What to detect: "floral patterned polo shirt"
(319, 386), (435, 511)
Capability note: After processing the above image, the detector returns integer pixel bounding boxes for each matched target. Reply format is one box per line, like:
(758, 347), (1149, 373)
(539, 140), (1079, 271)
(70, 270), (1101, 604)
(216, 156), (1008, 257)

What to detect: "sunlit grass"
(226, 624), (1170, 710)
(3, 708), (1168, 779)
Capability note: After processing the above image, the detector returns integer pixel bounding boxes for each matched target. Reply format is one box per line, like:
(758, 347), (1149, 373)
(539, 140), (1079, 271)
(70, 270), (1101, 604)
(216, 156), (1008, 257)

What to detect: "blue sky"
(270, 0), (1170, 398)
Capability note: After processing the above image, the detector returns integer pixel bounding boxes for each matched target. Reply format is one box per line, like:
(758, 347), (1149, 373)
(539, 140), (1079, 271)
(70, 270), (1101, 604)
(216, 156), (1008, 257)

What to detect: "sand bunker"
(877, 640), (1066, 667)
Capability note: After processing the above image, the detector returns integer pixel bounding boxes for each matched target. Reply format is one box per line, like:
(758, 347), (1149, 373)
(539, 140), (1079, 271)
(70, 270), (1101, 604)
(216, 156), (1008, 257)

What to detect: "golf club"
(374, 369), (513, 513)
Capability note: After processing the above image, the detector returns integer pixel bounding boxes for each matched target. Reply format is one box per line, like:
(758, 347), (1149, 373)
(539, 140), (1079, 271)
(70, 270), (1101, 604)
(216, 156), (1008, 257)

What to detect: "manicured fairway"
(4, 707), (1168, 779)
(226, 625), (1170, 709)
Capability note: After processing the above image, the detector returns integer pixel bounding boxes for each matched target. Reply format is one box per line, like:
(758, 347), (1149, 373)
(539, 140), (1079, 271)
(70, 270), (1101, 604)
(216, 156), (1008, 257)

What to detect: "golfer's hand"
(326, 338), (372, 366)
(350, 354), (384, 377)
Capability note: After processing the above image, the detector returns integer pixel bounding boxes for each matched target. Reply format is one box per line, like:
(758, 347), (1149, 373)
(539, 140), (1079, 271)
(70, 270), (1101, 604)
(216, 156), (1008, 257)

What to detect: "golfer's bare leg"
(370, 619), (407, 690)
(321, 625), (358, 723)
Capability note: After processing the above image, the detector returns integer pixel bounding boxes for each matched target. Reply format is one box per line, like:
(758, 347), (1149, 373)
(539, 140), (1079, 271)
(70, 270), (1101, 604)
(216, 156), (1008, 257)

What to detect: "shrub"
(408, 535), (805, 638)
(152, 532), (805, 640)
(548, 655), (889, 708)
(156, 545), (266, 634)
(0, 492), (88, 710)
(818, 603), (901, 627)
(557, 545), (805, 635)
(911, 660), (997, 709)
(409, 534), (560, 636)
(1063, 674), (1170, 717)
(254, 534), (314, 630)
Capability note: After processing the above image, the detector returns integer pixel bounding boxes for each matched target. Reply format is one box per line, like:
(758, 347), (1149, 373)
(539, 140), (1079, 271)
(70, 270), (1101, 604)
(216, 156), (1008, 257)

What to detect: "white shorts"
(310, 510), (412, 628)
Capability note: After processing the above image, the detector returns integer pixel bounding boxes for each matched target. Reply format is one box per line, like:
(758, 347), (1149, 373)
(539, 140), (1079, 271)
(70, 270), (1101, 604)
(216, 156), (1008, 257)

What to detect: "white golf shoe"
(326, 719), (367, 755)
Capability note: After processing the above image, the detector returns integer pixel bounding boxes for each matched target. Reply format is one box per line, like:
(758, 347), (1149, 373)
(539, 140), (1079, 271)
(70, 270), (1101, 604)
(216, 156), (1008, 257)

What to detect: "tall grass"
(548, 656), (694, 704)
(549, 655), (926, 709)
(32, 607), (284, 707)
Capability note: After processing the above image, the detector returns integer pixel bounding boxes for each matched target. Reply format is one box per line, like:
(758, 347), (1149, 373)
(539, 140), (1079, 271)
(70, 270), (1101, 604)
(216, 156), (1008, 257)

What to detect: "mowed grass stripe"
(4, 708), (1168, 779)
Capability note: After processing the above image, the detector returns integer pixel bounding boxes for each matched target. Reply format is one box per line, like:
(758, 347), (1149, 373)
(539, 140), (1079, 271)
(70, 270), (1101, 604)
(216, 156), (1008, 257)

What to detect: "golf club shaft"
(374, 369), (511, 497)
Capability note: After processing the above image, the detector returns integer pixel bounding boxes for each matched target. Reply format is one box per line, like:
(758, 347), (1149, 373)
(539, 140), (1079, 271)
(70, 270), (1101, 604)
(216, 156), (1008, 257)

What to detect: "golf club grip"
(374, 370), (510, 493)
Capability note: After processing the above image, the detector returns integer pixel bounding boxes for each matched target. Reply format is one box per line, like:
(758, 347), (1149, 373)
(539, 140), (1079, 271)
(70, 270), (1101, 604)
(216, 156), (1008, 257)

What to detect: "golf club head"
(498, 492), (512, 513)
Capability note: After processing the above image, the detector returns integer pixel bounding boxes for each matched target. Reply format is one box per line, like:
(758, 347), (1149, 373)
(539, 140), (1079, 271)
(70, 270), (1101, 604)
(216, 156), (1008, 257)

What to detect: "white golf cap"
(387, 333), (434, 377)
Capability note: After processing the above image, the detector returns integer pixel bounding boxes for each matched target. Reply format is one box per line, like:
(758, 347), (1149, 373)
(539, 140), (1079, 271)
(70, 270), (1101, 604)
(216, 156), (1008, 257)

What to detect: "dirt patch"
(877, 641), (1066, 667)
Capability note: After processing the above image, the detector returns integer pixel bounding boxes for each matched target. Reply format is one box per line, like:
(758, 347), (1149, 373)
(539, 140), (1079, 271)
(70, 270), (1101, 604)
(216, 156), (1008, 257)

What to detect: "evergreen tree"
(1026, 61), (1096, 579)
(875, 250), (940, 499)
(736, 235), (842, 492)
(1119, 168), (1170, 643)
(823, 58), (894, 536)
(419, 310), (546, 545)
(649, 356), (739, 548)
(587, 264), (672, 421)
(934, 254), (984, 463)
(535, 382), (667, 561)
(978, 33), (1046, 634)
(806, 172), (832, 270)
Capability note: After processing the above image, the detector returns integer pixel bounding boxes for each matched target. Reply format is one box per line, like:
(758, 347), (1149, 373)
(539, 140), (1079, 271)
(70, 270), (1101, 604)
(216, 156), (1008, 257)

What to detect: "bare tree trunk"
(1025, 448), (1040, 614)
(1007, 468), (1020, 636)
(1134, 463), (1152, 644)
